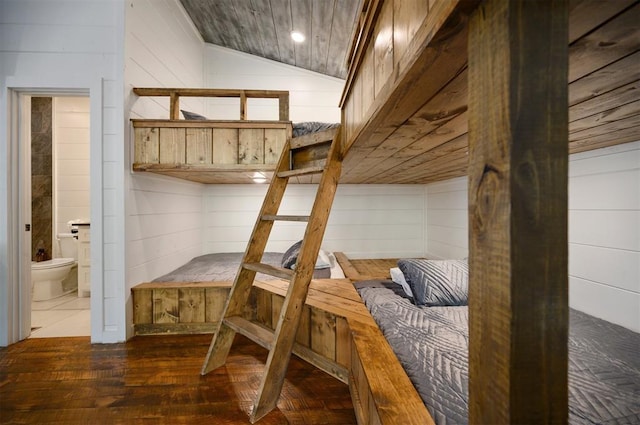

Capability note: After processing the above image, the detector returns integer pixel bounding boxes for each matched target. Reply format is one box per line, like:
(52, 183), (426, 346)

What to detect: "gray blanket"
(356, 281), (640, 424)
(153, 252), (284, 282)
(292, 122), (339, 138)
(153, 252), (331, 282)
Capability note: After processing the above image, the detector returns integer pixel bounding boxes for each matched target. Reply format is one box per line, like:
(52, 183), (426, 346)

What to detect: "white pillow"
(316, 249), (332, 269)
(323, 250), (337, 268)
(290, 248), (331, 270)
(390, 267), (413, 298)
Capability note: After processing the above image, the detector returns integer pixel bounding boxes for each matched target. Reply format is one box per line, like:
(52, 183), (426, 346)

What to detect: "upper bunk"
(131, 88), (339, 184)
(338, 0), (639, 184)
(131, 88), (292, 184)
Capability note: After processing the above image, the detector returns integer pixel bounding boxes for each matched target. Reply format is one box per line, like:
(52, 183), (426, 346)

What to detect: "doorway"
(29, 95), (91, 338)
(7, 90), (92, 341)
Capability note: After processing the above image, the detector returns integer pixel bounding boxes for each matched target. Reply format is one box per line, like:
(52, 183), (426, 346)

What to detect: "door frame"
(2, 76), (104, 345)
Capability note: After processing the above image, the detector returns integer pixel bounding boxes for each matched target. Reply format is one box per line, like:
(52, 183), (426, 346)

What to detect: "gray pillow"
(397, 258), (468, 306)
(181, 109), (207, 120)
(281, 241), (302, 269)
(280, 240), (331, 271)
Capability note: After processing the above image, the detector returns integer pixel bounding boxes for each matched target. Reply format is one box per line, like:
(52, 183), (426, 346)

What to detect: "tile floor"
(30, 292), (91, 338)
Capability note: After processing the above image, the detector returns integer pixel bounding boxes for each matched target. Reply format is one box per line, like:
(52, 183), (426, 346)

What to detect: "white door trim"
(2, 77), (105, 345)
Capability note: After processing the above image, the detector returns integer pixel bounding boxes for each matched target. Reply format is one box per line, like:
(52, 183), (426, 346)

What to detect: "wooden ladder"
(201, 127), (343, 423)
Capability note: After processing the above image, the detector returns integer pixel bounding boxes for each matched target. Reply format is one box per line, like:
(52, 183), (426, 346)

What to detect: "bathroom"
(30, 96), (91, 338)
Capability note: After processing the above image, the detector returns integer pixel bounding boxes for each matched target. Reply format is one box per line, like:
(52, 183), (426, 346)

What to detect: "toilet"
(31, 233), (79, 302)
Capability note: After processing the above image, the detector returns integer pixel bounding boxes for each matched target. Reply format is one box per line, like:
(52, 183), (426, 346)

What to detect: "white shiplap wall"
(124, 0), (205, 338)
(53, 96), (90, 249)
(0, 0), (124, 344)
(204, 184), (425, 259)
(204, 45), (343, 122)
(425, 177), (468, 260)
(568, 141), (639, 332)
(424, 142), (640, 332)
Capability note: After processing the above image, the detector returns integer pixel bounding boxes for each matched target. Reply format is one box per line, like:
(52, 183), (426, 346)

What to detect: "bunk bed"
(337, 255), (640, 424)
(129, 0), (639, 423)
(334, 0), (639, 423)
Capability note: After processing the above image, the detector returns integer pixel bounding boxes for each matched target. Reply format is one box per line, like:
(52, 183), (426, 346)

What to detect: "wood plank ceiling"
(338, 0), (640, 184)
(180, 0), (362, 79)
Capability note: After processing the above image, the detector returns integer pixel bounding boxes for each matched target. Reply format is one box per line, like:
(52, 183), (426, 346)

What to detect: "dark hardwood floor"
(0, 334), (356, 424)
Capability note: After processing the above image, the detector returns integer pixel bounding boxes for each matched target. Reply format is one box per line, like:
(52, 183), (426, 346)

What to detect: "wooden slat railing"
(133, 87), (290, 121)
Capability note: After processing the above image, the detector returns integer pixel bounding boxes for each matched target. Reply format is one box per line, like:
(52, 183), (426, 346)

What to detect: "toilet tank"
(57, 233), (78, 260)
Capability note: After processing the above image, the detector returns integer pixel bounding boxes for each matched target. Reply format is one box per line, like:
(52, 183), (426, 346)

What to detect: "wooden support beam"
(169, 91), (180, 120)
(240, 91), (247, 120)
(279, 93), (290, 121)
(467, 0), (569, 423)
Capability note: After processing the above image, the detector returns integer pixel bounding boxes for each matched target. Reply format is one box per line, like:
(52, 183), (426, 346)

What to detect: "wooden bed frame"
(339, 0), (638, 423)
(131, 253), (429, 424)
(131, 88), (291, 184)
(129, 0), (638, 422)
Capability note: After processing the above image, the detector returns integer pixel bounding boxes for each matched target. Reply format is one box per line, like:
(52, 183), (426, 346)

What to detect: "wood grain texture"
(212, 128), (239, 165)
(179, 0), (361, 78)
(201, 134), (293, 376)
(467, 0), (569, 423)
(238, 128), (265, 164)
(0, 334), (357, 424)
(250, 130), (344, 423)
(159, 128), (186, 164)
(186, 128), (212, 164)
(133, 128), (159, 164)
(337, 0), (638, 185)
(130, 276), (432, 424)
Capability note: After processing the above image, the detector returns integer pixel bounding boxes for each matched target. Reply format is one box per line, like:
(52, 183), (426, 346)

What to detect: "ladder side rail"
(250, 130), (344, 422)
(201, 138), (293, 375)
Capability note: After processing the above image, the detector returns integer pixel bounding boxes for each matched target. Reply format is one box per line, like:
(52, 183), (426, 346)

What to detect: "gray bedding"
(153, 252), (284, 282)
(292, 121), (339, 137)
(153, 252), (331, 282)
(356, 280), (640, 424)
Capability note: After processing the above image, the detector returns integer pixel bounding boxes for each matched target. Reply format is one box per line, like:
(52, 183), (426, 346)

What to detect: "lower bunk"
(131, 252), (435, 424)
(352, 262), (640, 425)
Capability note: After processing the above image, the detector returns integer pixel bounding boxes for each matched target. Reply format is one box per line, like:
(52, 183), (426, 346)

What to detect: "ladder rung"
(277, 165), (325, 178)
(223, 316), (349, 384)
(224, 316), (273, 349)
(243, 262), (294, 280)
(262, 214), (310, 222)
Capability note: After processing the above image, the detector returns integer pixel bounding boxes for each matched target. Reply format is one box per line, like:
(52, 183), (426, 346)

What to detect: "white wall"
(204, 184), (425, 259)
(425, 177), (468, 260)
(0, 0), (124, 345)
(424, 142), (640, 332)
(53, 96), (90, 249)
(568, 141), (639, 332)
(204, 45), (343, 122)
(124, 0), (205, 338)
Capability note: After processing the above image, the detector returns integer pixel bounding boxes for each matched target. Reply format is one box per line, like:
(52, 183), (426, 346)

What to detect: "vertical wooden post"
(467, 0), (568, 423)
(279, 93), (289, 121)
(169, 91), (181, 120)
(240, 91), (247, 120)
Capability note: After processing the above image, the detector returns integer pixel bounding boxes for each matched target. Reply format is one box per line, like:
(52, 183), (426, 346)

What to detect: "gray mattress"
(152, 252), (331, 282)
(153, 252), (284, 282)
(355, 280), (640, 424)
(292, 121), (339, 137)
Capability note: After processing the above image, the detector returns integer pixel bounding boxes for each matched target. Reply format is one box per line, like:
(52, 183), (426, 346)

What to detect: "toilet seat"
(31, 258), (75, 270)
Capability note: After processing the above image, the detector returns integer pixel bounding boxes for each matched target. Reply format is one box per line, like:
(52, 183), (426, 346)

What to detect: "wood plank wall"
(133, 123), (288, 167)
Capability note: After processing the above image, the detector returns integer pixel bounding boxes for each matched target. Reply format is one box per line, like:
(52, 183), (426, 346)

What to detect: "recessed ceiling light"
(252, 178), (267, 184)
(291, 31), (305, 43)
